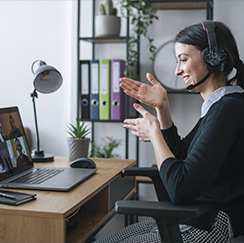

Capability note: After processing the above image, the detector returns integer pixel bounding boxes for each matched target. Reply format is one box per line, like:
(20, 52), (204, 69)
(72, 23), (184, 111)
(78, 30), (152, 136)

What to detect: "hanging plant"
(118, 0), (158, 78)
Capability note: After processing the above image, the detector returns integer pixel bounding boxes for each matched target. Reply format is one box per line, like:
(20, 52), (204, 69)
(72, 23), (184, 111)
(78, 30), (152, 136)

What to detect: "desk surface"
(0, 156), (136, 243)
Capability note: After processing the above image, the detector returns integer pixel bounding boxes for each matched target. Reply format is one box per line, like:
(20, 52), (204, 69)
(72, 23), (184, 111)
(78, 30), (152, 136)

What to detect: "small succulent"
(99, 0), (117, 16)
(66, 118), (90, 139)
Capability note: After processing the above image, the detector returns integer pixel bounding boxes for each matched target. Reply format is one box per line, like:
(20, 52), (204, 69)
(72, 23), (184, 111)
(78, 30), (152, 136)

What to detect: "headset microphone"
(187, 71), (211, 90)
(186, 20), (227, 91)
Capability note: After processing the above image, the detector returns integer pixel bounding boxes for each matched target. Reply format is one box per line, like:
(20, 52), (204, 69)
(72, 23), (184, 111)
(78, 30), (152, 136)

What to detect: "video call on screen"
(0, 110), (31, 174)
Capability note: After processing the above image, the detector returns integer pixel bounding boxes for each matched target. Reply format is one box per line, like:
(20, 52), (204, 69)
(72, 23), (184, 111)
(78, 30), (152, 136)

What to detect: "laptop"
(0, 106), (96, 191)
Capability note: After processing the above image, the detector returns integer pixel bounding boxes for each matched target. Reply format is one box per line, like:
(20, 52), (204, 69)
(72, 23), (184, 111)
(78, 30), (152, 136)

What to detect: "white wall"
(0, 1), (77, 156)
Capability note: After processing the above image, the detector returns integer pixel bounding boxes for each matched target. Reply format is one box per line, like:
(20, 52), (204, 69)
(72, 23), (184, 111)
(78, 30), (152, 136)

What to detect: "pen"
(0, 192), (17, 200)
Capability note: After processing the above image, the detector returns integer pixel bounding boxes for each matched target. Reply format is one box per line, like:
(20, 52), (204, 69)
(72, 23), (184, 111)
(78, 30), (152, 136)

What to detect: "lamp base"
(31, 149), (54, 163)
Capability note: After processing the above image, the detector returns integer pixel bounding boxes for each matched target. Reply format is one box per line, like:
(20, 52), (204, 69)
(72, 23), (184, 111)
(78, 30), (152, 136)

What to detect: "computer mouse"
(70, 157), (96, 169)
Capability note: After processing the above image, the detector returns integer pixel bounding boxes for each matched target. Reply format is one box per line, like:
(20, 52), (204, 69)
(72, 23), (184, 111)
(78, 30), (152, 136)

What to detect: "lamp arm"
(31, 89), (40, 151)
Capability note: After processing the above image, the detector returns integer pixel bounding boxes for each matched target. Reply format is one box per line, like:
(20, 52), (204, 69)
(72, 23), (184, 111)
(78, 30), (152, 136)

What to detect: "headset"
(187, 20), (227, 90)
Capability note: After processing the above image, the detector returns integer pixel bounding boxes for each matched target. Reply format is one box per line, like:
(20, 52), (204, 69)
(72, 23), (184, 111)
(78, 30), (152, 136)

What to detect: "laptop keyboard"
(9, 168), (65, 185)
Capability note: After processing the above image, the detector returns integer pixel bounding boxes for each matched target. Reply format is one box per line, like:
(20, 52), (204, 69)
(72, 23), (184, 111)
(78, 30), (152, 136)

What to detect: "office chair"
(115, 167), (207, 243)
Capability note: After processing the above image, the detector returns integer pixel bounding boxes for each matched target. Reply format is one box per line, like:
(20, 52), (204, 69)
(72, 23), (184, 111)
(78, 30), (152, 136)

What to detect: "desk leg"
(0, 213), (65, 243)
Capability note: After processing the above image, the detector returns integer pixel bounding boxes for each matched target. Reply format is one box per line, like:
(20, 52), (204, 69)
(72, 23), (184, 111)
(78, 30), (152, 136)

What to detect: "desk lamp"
(30, 60), (63, 162)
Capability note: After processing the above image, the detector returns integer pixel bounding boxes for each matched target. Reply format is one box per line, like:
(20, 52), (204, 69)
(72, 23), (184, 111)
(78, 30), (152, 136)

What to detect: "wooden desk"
(0, 157), (136, 243)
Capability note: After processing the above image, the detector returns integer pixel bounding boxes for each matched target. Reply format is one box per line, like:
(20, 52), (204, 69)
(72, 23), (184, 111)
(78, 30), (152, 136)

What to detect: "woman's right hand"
(120, 73), (173, 130)
(119, 73), (168, 110)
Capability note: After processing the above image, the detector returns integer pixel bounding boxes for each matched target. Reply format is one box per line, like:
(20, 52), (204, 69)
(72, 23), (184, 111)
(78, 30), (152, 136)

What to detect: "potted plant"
(95, 0), (121, 37)
(89, 136), (122, 158)
(118, 0), (158, 78)
(66, 118), (91, 161)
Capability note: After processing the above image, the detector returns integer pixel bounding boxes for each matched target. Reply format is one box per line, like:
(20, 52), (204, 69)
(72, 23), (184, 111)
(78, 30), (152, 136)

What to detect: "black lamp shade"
(33, 65), (63, 94)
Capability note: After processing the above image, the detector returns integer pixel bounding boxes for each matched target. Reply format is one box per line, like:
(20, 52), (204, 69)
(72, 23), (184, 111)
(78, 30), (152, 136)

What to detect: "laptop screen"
(0, 107), (33, 180)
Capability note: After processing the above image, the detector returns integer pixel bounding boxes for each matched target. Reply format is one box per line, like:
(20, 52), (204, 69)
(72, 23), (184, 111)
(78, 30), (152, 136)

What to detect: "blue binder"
(90, 60), (99, 120)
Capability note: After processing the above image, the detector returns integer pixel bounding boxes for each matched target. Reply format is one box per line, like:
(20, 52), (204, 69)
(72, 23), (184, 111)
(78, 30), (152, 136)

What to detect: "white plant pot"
(95, 15), (121, 37)
(67, 137), (90, 161)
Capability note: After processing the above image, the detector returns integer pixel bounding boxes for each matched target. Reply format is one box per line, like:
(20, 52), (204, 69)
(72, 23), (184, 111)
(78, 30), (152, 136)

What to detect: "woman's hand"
(120, 73), (173, 130)
(123, 103), (160, 142)
(124, 103), (174, 170)
(120, 73), (167, 110)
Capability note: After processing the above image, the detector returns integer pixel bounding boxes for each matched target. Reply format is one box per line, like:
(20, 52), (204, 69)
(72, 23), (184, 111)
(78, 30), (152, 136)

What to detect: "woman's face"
(175, 42), (208, 91)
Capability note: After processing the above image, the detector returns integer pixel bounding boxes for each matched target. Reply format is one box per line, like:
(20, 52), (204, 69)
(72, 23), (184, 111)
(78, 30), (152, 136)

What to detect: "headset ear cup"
(201, 47), (210, 71)
(201, 47), (227, 73)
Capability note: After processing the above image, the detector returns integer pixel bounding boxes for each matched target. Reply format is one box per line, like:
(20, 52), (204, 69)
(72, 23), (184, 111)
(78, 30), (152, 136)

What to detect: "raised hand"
(120, 73), (168, 109)
(123, 103), (160, 142)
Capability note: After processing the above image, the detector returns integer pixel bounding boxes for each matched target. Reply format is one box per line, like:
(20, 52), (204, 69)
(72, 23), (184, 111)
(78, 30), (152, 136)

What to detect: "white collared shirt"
(201, 85), (244, 118)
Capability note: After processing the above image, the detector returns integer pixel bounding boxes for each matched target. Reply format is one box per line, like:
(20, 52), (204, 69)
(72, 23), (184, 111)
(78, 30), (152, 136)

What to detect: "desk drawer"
(109, 175), (135, 210)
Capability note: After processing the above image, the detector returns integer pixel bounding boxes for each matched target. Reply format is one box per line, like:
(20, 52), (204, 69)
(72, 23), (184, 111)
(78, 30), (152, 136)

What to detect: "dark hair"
(174, 21), (244, 88)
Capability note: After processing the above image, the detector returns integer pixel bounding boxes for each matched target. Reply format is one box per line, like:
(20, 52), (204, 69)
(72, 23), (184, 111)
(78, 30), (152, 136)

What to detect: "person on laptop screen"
(15, 138), (31, 167)
(9, 115), (22, 139)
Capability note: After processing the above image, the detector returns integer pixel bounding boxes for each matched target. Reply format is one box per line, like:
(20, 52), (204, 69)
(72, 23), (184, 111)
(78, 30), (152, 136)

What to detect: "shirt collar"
(201, 85), (244, 117)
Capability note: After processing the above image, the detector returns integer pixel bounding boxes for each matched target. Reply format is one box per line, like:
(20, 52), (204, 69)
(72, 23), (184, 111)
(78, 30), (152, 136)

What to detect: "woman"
(95, 21), (244, 243)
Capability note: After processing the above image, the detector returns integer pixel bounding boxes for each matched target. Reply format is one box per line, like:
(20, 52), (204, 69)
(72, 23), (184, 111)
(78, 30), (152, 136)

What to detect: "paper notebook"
(0, 189), (36, 205)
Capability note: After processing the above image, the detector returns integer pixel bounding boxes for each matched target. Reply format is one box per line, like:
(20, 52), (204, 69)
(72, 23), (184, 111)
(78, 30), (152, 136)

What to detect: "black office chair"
(115, 167), (207, 243)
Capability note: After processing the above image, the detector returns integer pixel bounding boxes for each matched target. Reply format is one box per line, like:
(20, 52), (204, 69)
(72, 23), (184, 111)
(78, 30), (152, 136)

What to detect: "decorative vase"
(67, 137), (90, 161)
(95, 15), (121, 37)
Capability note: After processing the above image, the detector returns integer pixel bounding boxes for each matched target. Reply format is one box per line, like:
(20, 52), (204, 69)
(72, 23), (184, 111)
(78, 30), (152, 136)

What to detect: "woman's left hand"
(123, 103), (160, 142)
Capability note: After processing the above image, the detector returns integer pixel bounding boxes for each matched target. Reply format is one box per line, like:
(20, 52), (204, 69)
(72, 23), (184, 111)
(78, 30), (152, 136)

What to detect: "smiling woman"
(94, 20), (244, 243)
(174, 42), (211, 95)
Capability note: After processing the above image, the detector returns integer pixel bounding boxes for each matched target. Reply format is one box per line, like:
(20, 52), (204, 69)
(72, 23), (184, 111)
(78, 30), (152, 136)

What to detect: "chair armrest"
(122, 167), (158, 178)
(115, 200), (204, 219)
(115, 200), (206, 243)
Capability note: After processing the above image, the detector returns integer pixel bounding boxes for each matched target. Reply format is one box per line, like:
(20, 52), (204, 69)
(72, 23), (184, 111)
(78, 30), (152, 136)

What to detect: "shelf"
(150, 0), (210, 10)
(80, 36), (127, 43)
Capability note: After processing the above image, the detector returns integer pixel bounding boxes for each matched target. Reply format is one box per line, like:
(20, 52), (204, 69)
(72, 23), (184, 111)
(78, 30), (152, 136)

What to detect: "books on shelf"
(80, 59), (135, 121)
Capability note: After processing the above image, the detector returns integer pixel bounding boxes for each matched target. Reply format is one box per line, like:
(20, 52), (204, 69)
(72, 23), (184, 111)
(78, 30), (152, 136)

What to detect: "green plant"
(89, 136), (123, 158)
(118, 0), (158, 78)
(66, 118), (90, 139)
(99, 0), (118, 16)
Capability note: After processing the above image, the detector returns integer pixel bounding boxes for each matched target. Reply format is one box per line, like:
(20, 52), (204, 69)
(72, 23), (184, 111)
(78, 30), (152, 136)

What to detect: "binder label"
(81, 64), (89, 94)
(91, 63), (99, 94)
(101, 64), (108, 95)
(112, 62), (120, 93)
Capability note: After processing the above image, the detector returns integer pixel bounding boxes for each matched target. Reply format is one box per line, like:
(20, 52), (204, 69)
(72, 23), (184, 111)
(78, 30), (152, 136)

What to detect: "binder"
(90, 60), (99, 120)
(80, 60), (90, 119)
(99, 59), (110, 120)
(110, 59), (125, 120)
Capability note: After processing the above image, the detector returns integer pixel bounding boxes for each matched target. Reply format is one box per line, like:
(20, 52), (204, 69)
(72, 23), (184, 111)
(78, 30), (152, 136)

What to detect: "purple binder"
(110, 60), (125, 120)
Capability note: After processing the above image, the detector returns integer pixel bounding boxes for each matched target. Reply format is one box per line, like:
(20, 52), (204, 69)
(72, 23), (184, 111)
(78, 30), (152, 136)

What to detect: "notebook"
(0, 106), (96, 191)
